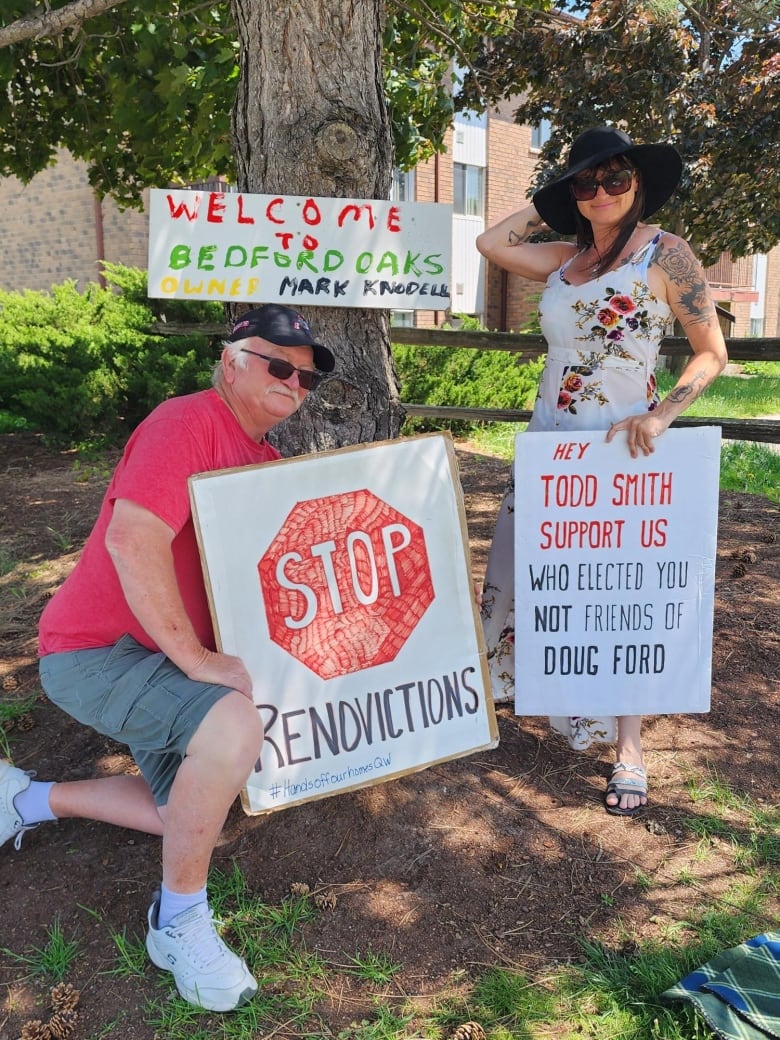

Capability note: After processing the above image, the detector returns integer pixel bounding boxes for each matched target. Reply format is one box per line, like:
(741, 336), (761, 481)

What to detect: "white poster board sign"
(148, 189), (452, 309)
(513, 427), (721, 717)
(190, 433), (497, 815)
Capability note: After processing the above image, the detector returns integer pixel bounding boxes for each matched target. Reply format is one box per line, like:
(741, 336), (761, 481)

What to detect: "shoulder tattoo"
(655, 240), (716, 327)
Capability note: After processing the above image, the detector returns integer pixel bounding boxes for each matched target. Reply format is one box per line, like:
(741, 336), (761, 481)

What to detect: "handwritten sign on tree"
(147, 189), (452, 309)
(189, 433), (496, 815)
(512, 427), (721, 717)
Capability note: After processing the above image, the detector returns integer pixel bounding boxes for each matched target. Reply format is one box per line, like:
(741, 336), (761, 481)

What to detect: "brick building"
(410, 104), (779, 338)
(1, 126), (777, 338)
(0, 148), (148, 292)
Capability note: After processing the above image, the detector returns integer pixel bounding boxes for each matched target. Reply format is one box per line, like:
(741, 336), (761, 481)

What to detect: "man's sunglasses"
(570, 169), (634, 202)
(240, 348), (324, 391)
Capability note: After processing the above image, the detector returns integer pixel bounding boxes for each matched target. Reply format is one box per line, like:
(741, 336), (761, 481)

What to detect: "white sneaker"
(146, 895), (258, 1012)
(0, 760), (36, 851)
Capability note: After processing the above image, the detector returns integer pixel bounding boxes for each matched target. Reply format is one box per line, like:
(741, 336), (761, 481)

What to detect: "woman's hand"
(606, 410), (674, 458)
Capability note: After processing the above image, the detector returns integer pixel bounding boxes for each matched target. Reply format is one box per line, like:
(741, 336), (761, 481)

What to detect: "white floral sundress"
(480, 233), (673, 749)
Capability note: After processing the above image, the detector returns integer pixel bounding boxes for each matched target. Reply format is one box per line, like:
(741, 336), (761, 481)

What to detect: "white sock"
(14, 780), (57, 825)
(157, 883), (208, 929)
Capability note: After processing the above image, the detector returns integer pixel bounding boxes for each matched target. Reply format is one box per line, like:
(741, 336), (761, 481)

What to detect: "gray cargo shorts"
(39, 634), (233, 805)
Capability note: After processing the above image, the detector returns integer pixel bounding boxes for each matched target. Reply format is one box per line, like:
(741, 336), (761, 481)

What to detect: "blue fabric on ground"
(660, 933), (780, 1040)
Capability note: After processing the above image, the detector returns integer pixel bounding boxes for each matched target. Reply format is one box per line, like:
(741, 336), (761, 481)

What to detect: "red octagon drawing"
(258, 489), (434, 679)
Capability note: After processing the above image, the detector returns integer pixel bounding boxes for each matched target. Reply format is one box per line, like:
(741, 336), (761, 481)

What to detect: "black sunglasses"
(240, 348), (324, 391)
(571, 169), (634, 201)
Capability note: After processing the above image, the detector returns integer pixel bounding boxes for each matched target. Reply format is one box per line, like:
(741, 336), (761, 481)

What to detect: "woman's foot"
(605, 762), (647, 816)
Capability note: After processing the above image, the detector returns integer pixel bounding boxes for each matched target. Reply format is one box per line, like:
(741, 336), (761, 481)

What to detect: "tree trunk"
(229, 0), (404, 455)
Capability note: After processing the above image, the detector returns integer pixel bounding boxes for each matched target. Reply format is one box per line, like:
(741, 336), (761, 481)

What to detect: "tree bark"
(0, 0), (128, 48)
(229, 0), (403, 455)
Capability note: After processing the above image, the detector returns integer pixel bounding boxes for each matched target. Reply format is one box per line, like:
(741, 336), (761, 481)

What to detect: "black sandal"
(605, 761), (647, 816)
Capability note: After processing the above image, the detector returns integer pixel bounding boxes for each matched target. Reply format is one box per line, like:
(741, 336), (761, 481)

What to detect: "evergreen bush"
(392, 315), (544, 433)
(0, 267), (224, 445)
(0, 278), (545, 445)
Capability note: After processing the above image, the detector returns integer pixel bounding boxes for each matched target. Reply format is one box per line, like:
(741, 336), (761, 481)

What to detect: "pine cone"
(50, 983), (80, 1014)
(731, 562), (747, 578)
(46, 1010), (78, 1040)
(739, 548), (758, 564)
(289, 882), (310, 897)
(20, 1021), (50, 1040)
(313, 890), (337, 911)
(452, 1022), (487, 1040)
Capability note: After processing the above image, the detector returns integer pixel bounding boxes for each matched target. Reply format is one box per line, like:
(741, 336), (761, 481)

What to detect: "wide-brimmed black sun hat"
(532, 126), (683, 234)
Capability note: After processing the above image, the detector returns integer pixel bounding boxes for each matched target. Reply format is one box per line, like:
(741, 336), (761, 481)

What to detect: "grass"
(104, 927), (148, 979)
(344, 951), (402, 984)
(0, 817), (776, 1040)
(422, 901), (770, 1040)
(0, 914), (80, 982)
(0, 692), (37, 759)
(655, 369), (780, 419)
(683, 765), (780, 873)
(462, 367), (780, 503)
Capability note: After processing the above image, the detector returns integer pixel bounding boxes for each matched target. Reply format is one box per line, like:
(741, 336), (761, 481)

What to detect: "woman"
(476, 125), (728, 816)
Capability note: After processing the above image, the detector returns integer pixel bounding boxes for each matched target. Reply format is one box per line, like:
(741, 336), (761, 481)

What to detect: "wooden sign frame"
(190, 432), (497, 814)
(512, 426), (721, 717)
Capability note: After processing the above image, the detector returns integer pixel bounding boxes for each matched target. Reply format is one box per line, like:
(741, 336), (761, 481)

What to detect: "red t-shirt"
(38, 389), (281, 656)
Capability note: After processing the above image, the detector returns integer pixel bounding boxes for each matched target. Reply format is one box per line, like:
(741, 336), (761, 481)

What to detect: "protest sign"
(189, 432), (496, 814)
(148, 189), (452, 309)
(512, 426), (721, 717)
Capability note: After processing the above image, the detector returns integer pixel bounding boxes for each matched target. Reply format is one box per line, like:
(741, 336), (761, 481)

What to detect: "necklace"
(590, 244), (603, 275)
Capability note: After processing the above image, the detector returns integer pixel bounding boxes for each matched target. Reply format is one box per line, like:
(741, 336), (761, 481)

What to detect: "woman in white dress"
(477, 126), (728, 815)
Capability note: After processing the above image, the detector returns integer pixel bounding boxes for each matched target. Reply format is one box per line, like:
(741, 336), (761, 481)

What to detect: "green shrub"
(0, 267), (224, 445)
(392, 314), (544, 433)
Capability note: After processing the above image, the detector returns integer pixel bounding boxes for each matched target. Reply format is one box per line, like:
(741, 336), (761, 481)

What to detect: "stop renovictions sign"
(258, 488), (434, 679)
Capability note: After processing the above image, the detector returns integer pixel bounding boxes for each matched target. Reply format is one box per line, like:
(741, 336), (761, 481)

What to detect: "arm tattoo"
(508, 213), (545, 246)
(667, 368), (708, 405)
(655, 241), (716, 327)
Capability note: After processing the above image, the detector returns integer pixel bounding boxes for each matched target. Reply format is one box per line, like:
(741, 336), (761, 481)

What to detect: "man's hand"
(187, 648), (254, 700)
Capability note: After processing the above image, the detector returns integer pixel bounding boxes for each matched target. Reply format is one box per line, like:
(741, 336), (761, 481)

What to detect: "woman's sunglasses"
(240, 348), (324, 391)
(570, 169), (634, 202)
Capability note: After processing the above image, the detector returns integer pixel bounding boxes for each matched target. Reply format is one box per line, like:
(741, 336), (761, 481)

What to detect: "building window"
(391, 169), (415, 202)
(531, 119), (552, 151)
(453, 163), (484, 218)
(391, 310), (414, 328)
(749, 317), (764, 337)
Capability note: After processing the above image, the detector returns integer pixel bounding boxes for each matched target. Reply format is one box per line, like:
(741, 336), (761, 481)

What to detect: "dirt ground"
(0, 430), (778, 1040)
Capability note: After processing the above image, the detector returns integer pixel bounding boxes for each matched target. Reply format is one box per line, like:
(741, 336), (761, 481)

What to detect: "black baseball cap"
(227, 304), (335, 373)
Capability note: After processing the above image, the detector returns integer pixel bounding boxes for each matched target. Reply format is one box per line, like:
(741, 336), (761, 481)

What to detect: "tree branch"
(0, 0), (129, 48)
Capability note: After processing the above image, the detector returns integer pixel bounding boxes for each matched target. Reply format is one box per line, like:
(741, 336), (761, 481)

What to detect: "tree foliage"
(383, 0), (519, 168)
(458, 0), (780, 262)
(0, 0), (524, 204)
(0, 2), (239, 204)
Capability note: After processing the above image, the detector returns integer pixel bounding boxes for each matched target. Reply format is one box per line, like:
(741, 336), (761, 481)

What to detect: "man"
(0, 304), (334, 1012)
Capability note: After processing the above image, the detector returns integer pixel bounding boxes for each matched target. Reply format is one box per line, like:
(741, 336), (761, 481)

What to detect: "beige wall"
(0, 149), (148, 293)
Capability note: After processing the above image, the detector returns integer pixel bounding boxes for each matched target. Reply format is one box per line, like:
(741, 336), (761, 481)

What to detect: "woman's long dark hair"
(572, 155), (645, 275)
